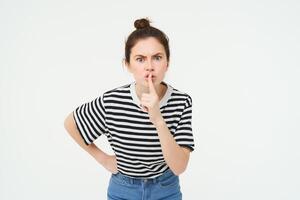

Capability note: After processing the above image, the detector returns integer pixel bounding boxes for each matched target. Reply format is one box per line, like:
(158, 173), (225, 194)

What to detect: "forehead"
(131, 37), (165, 56)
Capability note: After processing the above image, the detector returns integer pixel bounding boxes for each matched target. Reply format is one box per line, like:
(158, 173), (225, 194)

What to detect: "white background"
(1, 0), (299, 199)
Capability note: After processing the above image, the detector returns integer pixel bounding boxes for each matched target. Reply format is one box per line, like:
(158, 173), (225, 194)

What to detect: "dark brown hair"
(124, 18), (170, 64)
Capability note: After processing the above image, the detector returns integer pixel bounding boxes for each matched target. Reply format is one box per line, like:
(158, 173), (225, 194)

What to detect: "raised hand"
(140, 74), (163, 124)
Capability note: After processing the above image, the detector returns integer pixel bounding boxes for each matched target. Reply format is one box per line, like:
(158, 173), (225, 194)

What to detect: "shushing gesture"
(140, 74), (163, 125)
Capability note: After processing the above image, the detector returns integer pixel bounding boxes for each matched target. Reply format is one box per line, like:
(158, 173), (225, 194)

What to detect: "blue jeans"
(107, 169), (182, 200)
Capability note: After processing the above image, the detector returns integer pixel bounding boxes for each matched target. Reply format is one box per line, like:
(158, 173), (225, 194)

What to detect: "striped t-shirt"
(73, 81), (195, 179)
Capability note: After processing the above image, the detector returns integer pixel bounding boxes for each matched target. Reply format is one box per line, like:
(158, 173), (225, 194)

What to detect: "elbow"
(170, 152), (190, 176)
(170, 165), (188, 176)
(64, 113), (74, 133)
(64, 120), (74, 140)
(64, 118), (70, 131)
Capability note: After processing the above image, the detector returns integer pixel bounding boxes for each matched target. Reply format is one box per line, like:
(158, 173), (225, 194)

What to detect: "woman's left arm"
(140, 74), (192, 175)
(154, 117), (191, 176)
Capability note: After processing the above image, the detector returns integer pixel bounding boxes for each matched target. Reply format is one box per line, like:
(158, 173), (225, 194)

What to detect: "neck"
(135, 82), (167, 101)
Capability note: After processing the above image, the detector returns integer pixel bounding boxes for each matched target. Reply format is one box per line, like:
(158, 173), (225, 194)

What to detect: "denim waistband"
(112, 169), (176, 185)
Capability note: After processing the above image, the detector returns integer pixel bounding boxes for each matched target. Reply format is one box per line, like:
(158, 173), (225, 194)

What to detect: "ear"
(166, 62), (169, 70)
(123, 59), (132, 73)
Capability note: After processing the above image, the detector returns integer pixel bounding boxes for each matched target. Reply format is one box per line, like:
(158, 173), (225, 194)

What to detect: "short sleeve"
(73, 95), (107, 145)
(173, 96), (195, 152)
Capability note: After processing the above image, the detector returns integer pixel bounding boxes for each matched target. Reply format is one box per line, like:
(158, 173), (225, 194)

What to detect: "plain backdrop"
(1, 0), (299, 199)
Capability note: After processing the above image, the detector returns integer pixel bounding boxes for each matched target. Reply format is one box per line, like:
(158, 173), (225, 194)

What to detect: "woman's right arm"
(64, 112), (118, 173)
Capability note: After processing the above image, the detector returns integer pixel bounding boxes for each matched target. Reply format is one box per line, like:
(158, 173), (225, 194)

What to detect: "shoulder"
(169, 84), (193, 107)
(102, 83), (131, 97)
(92, 83), (132, 108)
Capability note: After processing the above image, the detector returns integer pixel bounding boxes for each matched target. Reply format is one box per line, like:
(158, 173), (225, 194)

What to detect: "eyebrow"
(134, 53), (164, 58)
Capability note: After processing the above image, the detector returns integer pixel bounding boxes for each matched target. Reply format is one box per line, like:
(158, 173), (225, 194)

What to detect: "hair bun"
(134, 18), (151, 29)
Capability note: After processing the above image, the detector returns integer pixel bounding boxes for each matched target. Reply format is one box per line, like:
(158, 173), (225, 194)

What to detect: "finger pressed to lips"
(144, 76), (155, 80)
(145, 74), (155, 78)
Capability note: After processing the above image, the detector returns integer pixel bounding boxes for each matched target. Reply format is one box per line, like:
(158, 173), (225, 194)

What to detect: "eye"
(136, 57), (144, 62)
(154, 56), (162, 60)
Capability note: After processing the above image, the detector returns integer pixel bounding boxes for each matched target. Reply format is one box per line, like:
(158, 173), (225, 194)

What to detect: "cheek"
(158, 60), (168, 68)
(159, 63), (168, 72)
(132, 68), (144, 77)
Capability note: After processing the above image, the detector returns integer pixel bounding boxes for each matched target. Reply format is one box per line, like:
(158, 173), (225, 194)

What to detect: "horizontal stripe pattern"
(73, 82), (194, 178)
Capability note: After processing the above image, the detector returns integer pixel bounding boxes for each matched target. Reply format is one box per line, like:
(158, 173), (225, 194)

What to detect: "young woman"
(64, 18), (195, 200)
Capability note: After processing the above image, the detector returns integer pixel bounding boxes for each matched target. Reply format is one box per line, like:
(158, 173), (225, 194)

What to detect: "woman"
(64, 17), (195, 200)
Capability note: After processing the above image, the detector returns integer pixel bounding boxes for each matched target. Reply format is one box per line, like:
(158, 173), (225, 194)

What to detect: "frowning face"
(126, 37), (169, 89)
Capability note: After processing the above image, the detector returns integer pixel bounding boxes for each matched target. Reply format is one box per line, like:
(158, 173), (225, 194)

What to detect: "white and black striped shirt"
(73, 81), (194, 179)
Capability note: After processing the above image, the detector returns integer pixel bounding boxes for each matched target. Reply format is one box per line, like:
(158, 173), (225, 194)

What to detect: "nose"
(145, 60), (154, 72)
